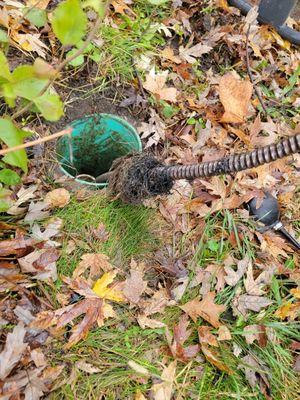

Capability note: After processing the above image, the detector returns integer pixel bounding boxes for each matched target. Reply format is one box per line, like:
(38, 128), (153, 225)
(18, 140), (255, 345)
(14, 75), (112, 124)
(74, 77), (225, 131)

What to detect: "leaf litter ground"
(1, 1), (300, 400)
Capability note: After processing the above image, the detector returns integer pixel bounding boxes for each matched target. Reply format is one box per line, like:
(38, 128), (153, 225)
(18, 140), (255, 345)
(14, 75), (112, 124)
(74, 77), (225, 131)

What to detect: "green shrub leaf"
(82, 0), (107, 17)
(0, 199), (10, 212)
(0, 29), (8, 43)
(52, 0), (87, 46)
(24, 7), (47, 28)
(0, 118), (32, 173)
(0, 50), (11, 82)
(34, 93), (64, 121)
(66, 48), (85, 67)
(0, 169), (21, 185)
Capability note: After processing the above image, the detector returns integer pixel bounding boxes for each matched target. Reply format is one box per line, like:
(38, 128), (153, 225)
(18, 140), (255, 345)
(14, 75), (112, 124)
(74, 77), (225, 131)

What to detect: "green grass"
(54, 193), (163, 276)
(48, 205), (299, 400)
(91, 1), (170, 81)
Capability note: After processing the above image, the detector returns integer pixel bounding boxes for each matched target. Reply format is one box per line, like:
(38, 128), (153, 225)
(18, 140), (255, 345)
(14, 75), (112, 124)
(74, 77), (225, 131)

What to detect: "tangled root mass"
(108, 153), (174, 204)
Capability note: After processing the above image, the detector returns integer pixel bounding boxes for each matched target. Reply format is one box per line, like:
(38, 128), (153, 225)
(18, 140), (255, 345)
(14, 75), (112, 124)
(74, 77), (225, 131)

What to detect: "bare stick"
(0, 127), (72, 156)
(246, 25), (268, 115)
(11, 1), (111, 121)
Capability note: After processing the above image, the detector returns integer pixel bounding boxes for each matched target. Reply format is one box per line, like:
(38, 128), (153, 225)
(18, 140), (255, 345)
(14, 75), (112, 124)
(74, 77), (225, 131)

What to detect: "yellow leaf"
(92, 271), (125, 302)
(291, 288), (300, 299)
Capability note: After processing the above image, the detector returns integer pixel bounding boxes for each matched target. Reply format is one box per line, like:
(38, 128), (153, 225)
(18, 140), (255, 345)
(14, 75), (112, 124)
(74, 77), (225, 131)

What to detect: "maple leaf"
(0, 323), (27, 379)
(143, 68), (178, 103)
(166, 315), (199, 362)
(32, 271), (124, 348)
(180, 291), (226, 328)
(219, 72), (253, 123)
(73, 253), (113, 284)
(92, 271), (125, 302)
(123, 261), (147, 304)
(150, 361), (177, 400)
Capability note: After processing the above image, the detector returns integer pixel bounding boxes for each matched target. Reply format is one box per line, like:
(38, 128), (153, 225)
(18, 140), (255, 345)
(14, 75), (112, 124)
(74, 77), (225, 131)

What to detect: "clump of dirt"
(108, 153), (174, 204)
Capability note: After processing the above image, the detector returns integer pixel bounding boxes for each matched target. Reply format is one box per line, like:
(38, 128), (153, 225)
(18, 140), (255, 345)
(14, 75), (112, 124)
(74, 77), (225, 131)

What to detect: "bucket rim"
(56, 113), (142, 188)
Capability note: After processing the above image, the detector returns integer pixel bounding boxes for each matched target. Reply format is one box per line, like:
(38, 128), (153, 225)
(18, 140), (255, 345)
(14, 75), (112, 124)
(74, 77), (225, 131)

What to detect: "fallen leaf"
(160, 47), (181, 64)
(137, 314), (166, 329)
(140, 288), (173, 316)
(31, 348), (47, 367)
(198, 325), (219, 347)
(238, 354), (270, 391)
(219, 72), (253, 123)
(224, 256), (249, 286)
(151, 361), (177, 400)
(45, 188), (70, 208)
(217, 325), (232, 341)
(233, 294), (273, 318)
(92, 271), (125, 302)
(0, 323), (27, 379)
(243, 324), (267, 347)
(0, 235), (36, 257)
(179, 42), (212, 64)
(75, 360), (101, 373)
(143, 68), (178, 103)
(274, 302), (299, 320)
(18, 248), (59, 281)
(166, 315), (199, 361)
(32, 296), (114, 348)
(128, 360), (150, 376)
(24, 201), (50, 222)
(244, 263), (275, 296)
(138, 108), (166, 148)
(201, 344), (233, 374)
(90, 223), (109, 241)
(291, 288), (300, 299)
(73, 253), (113, 283)
(123, 267), (147, 304)
(31, 217), (63, 243)
(26, 0), (51, 10)
(180, 292), (226, 328)
(111, 0), (135, 16)
(12, 32), (48, 58)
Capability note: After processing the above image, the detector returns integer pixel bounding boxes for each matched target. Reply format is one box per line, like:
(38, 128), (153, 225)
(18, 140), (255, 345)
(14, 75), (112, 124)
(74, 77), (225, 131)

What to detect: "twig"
(246, 25), (268, 115)
(0, 127), (72, 155)
(11, 1), (111, 121)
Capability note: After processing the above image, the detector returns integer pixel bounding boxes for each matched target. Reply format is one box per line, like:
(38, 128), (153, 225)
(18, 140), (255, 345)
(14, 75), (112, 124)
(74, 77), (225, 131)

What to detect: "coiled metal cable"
(155, 134), (300, 180)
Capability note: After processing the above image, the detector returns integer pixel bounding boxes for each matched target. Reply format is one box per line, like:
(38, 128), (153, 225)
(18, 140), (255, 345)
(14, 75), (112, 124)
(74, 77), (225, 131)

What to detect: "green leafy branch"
(0, 0), (111, 211)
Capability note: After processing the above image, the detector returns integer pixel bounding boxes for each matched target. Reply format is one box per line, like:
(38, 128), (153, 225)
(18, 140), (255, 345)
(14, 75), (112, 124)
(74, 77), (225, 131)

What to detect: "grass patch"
(55, 193), (163, 276)
(48, 207), (299, 399)
(92, 1), (170, 81)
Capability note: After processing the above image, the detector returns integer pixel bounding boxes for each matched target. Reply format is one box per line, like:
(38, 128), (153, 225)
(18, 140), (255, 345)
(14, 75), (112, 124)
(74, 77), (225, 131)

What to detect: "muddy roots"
(108, 153), (174, 204)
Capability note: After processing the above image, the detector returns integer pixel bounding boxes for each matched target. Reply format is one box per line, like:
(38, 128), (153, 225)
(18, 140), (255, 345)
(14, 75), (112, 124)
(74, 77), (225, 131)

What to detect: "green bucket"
(56, 113), (142, 188)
